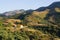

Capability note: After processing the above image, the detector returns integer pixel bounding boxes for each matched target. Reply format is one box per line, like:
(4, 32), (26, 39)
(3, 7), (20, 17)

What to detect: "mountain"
(1, 1), (60, 26)
(22, 2), (60, 38)
(48, 2), (60, 9)
(15, 2), (60, 26)
(2, 9), (25, 16)
(0, 2), (60, 40)
(45, 2), (60, 26)
(0, 2), (60, 25)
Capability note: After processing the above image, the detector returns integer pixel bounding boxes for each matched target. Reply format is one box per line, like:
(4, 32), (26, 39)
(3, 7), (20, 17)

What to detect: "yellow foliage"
(55, 8), (60, 12)
(32, 9), (49, 19)
(6, 19), (21, 23)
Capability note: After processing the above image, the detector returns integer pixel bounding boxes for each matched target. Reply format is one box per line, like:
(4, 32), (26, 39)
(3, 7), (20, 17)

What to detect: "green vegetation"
(0, 2), (60, 40)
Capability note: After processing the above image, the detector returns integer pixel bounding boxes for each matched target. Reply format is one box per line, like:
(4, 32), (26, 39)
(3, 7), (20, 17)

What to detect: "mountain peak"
(36, 1), (60, 11)
(48, 1), (60, 8)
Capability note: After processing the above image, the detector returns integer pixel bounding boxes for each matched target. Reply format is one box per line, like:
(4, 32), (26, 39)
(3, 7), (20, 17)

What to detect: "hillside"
(0, 1), (60, 40)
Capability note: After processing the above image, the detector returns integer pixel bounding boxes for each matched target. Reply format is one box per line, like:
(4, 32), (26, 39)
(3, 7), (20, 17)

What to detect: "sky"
(0, 0), (60, 13)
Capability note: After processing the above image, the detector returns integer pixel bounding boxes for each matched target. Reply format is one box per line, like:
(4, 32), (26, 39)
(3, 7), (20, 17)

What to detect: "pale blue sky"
(0, 0), (60, 13)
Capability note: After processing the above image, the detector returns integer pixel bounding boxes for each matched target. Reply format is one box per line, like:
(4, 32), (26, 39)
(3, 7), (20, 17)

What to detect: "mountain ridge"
(0, 2), (59, 17)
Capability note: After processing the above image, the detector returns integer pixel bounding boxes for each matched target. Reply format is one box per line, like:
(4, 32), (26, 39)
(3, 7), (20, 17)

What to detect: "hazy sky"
(0, 0), (60, 13)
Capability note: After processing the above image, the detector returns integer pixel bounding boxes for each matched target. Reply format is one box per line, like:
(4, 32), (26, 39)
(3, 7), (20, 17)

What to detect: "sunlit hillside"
(0, 1), (60, 40)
